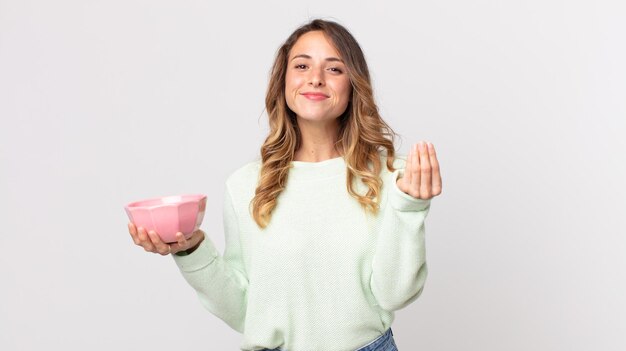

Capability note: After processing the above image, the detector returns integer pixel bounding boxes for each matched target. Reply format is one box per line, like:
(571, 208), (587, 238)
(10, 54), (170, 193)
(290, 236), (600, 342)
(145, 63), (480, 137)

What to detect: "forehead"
(289, 31), (341, 59)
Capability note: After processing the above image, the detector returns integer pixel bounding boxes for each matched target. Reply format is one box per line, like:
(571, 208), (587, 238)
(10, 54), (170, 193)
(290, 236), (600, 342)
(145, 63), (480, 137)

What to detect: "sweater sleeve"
(171, 185), (248, 333)
(369, 162), (431, 312)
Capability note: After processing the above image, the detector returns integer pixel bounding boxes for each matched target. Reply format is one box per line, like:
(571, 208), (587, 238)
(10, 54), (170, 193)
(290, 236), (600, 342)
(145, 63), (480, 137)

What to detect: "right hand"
(128, 222), (205, 256)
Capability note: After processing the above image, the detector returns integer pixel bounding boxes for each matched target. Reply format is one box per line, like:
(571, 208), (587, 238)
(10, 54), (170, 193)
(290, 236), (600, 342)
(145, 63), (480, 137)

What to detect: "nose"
(308, 67), (324, 87)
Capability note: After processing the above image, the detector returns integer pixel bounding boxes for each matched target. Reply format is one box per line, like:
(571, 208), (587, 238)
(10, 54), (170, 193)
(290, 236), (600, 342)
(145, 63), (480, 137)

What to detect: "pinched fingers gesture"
(396, 141), (443, 200)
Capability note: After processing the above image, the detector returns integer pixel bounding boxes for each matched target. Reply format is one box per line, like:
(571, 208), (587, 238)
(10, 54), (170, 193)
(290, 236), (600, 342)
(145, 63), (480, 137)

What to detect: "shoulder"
(225, 159), (261, 206)
(222, 157), (261, 209)
(225, 157), (262, 190)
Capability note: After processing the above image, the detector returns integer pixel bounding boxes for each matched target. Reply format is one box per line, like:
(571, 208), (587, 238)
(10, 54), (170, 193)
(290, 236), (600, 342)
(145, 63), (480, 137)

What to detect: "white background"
(1, 0), (625, 350)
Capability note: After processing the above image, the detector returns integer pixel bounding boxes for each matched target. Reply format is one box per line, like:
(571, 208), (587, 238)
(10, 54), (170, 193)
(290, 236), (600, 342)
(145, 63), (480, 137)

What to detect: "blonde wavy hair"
(251, 19), (400, 229)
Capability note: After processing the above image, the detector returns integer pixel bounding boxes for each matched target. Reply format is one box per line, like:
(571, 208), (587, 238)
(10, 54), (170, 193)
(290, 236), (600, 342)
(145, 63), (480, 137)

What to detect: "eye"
(329, 67), (343, 73)
(295, 64), (307, 70)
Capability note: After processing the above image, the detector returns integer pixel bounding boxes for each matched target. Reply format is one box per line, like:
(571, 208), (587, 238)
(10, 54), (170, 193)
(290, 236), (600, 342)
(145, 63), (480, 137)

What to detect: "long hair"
(251, 18), (399, 229)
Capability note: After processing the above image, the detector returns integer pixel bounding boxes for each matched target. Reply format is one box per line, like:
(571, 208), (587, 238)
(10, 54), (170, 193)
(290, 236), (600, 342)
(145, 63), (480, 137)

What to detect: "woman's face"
(284, 31), (352, 123)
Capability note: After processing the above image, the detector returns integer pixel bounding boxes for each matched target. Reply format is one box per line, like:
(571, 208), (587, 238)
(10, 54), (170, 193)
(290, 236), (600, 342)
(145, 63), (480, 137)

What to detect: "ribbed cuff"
(171, 237), (219, 272)
(389, 168), (431, 212)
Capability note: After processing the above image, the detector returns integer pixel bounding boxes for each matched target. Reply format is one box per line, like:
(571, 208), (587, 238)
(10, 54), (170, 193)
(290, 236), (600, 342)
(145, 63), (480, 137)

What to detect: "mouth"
(301, 92), (330, 101)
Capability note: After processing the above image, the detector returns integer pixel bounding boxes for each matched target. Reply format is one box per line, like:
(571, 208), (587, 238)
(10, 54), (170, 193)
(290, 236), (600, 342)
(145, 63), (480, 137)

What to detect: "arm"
(172, 185), (248, 333)
(370, 166), (431, 312)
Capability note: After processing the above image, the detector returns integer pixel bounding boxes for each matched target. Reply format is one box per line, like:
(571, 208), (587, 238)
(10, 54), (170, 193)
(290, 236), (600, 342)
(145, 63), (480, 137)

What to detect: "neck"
(294, 118), (341, 162)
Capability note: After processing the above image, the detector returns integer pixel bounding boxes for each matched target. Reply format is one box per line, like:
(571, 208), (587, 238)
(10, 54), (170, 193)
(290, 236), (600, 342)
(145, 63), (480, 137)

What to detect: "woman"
(128, 18), (442, 351)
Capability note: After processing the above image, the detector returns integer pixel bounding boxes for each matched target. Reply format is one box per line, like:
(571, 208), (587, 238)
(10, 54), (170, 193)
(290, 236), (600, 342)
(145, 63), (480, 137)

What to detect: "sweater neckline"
(288, 156), (346, 180)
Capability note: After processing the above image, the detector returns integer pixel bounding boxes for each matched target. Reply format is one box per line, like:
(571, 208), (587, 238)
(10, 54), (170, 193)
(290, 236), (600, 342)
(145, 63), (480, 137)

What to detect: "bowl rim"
(125, 194), (207, 210)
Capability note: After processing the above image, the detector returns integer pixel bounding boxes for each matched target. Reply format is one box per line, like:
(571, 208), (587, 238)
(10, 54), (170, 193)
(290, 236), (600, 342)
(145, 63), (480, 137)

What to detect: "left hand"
(396, 141), (443, 200)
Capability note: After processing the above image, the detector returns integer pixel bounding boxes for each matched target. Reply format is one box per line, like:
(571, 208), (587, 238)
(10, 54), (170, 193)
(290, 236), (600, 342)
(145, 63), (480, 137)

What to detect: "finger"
(169, 233), (184, 253)
(410, 143), (421, 196)
(176, 231), (188, 248)
(167, 232), (187, 253)
(147, 230), (171, 255)
(427, 142), (443, 195)
(419, 141), (432, 198)
(128, 222), (140, 245)
(137, 226), (147, 242)
(137, 227), (155, 252)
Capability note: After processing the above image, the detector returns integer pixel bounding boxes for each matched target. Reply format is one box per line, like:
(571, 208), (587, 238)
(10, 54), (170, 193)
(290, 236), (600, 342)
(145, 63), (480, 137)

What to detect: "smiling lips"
(301, 92), (329, 101)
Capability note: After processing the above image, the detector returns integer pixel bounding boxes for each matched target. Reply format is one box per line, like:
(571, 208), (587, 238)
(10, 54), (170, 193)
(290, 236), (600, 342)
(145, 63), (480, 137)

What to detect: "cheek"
(338, 80), (352, 102)
(284, 73), (297, 107)
(284, 72), (292, 90)
(285, 72), (303, 90)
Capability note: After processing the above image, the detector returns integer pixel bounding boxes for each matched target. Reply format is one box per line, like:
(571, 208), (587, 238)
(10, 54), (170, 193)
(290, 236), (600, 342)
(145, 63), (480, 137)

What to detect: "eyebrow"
(290, 54), (344, 63)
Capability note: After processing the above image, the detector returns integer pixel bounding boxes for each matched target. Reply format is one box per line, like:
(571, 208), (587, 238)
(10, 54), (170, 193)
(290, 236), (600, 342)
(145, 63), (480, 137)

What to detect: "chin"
(296, 114), (338, 122)
(296, 116), (324, 123)
(294, 109), (342, 121)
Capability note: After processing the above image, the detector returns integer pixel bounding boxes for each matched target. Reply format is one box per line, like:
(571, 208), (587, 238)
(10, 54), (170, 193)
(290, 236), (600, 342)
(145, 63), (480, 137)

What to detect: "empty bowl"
(124, 194), (207, 243)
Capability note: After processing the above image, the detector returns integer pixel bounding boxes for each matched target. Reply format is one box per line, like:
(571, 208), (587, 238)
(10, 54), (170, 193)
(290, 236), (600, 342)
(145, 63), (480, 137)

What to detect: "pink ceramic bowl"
(124, 194), (207, 243)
